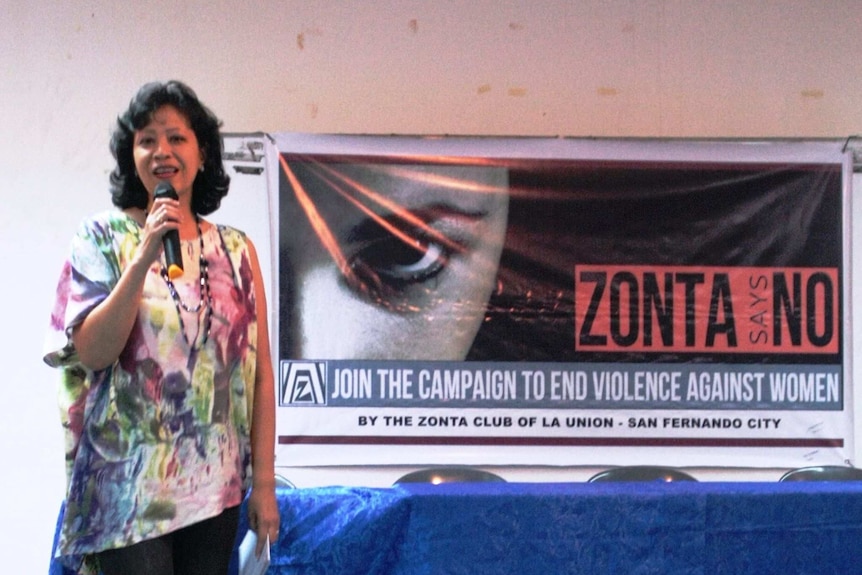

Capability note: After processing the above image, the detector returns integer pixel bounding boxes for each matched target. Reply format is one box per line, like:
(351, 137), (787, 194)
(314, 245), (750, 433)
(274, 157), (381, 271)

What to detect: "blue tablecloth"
(270, 481), (862, 575)
(52, 481), (862, 574)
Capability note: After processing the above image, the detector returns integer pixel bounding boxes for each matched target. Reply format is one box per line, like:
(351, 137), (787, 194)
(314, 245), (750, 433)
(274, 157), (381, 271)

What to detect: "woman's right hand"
(135, 195), (182, 267)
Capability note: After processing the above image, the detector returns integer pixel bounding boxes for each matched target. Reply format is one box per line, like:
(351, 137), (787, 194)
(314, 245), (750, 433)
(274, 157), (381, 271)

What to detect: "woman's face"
(133, 104), (203, 201)
(279, 161), (509, 360)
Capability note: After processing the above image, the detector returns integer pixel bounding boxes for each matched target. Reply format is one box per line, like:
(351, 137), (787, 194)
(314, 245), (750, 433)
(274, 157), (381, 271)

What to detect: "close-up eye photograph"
(278, 158), (509, 360)
(4, 2), (862, 575)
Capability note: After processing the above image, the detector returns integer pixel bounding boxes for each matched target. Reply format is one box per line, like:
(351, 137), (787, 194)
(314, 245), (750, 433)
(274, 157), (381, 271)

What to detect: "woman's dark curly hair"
(109, 80), (230, 215)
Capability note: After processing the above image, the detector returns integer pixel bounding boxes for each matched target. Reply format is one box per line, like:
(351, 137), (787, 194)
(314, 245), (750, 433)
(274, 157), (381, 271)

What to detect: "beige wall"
(2, 1), (859, 571)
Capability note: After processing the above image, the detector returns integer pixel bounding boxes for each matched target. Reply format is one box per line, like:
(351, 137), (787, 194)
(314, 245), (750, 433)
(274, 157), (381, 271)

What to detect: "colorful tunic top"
(44, 210), (258, 572)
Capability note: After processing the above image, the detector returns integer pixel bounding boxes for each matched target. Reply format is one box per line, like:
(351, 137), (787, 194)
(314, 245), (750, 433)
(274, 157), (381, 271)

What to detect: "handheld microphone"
(153, 182), (183, 279)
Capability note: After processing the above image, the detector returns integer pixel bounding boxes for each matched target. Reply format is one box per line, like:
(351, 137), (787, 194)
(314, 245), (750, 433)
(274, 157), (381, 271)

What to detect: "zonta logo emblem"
(281, 361), (327, 405)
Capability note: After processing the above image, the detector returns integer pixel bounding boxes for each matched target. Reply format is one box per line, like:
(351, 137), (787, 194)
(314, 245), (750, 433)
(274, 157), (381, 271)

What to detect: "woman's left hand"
(247, 485), (280, 555)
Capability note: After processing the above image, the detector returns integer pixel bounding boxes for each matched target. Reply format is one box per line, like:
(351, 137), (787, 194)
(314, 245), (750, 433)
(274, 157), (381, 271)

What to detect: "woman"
(44, 80), (279, 574)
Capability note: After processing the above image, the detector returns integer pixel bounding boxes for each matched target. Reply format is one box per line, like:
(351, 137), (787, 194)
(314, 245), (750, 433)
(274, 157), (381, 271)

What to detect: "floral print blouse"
(44, 210), (258, 572)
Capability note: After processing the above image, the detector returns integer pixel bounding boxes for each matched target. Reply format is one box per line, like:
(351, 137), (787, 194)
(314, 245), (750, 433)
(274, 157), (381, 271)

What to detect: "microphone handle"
(153, 183), (183, 278)
(163, 229), (183, 279)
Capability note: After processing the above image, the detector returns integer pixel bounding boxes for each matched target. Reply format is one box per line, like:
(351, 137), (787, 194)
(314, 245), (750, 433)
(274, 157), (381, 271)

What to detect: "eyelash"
(136, 135), (186, 146)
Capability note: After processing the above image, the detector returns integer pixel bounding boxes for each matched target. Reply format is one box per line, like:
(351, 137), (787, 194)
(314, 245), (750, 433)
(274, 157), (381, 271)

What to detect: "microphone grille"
(153, 182), (178, 200)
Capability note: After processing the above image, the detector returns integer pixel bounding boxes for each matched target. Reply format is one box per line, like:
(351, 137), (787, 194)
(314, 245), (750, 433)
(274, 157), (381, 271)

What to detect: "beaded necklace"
(159, 216), (212, 348)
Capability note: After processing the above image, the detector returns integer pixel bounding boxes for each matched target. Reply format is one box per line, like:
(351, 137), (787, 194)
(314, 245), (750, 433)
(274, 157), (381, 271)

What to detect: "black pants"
(97, 505), (240, 575)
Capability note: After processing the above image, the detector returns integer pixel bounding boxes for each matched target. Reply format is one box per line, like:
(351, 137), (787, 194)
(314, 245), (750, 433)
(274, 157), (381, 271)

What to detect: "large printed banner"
(270, 135), (853, 468)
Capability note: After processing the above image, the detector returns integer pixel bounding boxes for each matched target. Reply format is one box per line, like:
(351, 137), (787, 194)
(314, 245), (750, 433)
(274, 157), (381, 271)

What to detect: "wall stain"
(508, 87), (527, 97)
(597, 87), (619, 97)
(509, 22), (524, 31)
(801, 89), (824, 99)
(296, 27), (323, 51)
(408, 19), (419, 33)
(477, 84), (492, 95)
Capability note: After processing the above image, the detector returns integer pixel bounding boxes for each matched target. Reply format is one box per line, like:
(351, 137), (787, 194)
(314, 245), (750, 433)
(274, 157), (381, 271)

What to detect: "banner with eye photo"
(270, 134), (853, 469)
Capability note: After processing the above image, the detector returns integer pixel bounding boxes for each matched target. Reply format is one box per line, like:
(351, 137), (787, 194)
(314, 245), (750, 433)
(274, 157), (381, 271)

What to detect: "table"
(261, 481), (862, 574)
